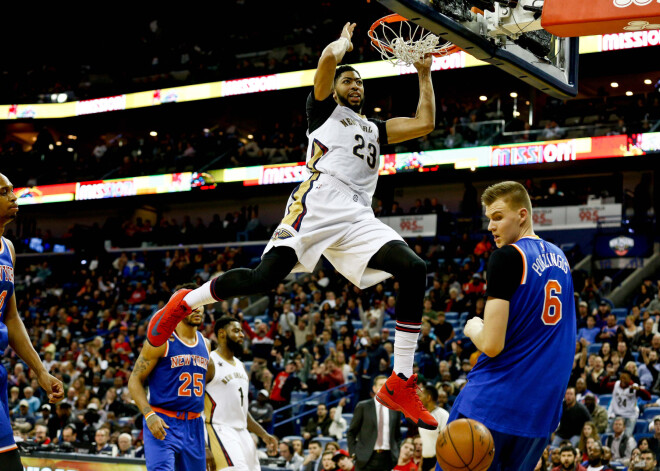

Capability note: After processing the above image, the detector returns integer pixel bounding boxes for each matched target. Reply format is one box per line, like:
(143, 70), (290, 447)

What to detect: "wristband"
(339, 37), (350, 50)
(145, 411), (156, 421)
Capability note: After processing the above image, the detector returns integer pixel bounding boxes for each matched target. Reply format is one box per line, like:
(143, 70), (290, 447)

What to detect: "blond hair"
(481, 181), (532, 214)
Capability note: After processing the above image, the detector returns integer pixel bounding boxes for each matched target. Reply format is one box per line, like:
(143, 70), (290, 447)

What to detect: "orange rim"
(368, 13), (462, 57)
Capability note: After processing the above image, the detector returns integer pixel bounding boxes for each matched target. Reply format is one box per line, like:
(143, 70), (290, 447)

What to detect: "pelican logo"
(609, 236), (635, 256)
(271, 228), (294, 240)
(614, 0), (655, 7)
(623, 20), (660, 30)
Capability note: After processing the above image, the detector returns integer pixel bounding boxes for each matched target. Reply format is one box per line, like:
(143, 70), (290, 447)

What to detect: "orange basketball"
(436, 418), (494, 471)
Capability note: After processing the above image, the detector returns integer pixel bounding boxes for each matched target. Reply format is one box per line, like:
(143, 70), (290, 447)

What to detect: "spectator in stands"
(280, 441), (304, 471)
(553, 444), (586, 471)
(616, 341), (635, 367)
(636, 450), (657, 471)
(634, 319), (656, 351)
(419, 384), (449, 471)
(270, 359), (305, 430)
(394, 438), (417, 471)
(93, 427), (117, 456)
(444, 126), (464, 149)
(117, 433), (135, 457)
(321, 450), (336, 470)
(249, 389), (274, 432)
(605, 416), (636, 466)
(12, 399), (36, 433)
(333, 449), (355, 471)
(578, 422), (600, 462)
(303, 439), (324, 471)
(431, 312), (454, 349)
(552, 386), (591, 446)
(603, 370), (650, 435)
(462, 274), (485, 307)
(20, 386), (41, 415)
(585, 441), (612, 471)
(328, 397), (348, 440)
(472, 235), (492, 258)
(622, 315), (642, 342)
(443, 287), (465, 314)
(577, 301), (590, 330)
(583, 394), (608, 435)
(596, 301), (612, 324)
(33, 424), (50, 445)
(360, 300), (385, 338)
(596, 314), (619, 346)
(60, 424), (81, 448)
(575, 377), (592, 403)
(242, 316), (277, 361)
(302, 404), (332, 441)
(542, 121), (562, 140)
(648, 295), (660, 318)
(577, 316), (600, 345)
(645, 418), (660, 460)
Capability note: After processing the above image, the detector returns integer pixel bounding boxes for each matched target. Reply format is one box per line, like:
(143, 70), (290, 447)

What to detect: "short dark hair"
(280, 441), (294, 454)
(424, 384), (439, 403)
(214, 315), (240, 338)
(309, 439), (323, 449)
(334, 65), (360, 88)
(559, 445), (576, 456)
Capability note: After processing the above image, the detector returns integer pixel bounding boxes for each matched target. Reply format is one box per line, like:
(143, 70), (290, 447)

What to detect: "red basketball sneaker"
(376, 372), (438, 430)
(147, 289), (193, 347)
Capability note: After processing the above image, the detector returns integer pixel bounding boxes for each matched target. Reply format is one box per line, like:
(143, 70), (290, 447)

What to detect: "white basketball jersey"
(608, 380), (639, 419)
(306, 93), (385, 203)
(205, 351), (250, 429)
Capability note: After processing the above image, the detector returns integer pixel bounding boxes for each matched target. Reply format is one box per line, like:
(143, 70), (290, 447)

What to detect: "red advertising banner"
(21, 456), (146, 471)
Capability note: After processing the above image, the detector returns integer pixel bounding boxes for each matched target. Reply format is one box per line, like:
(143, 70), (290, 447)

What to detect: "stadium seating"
(587, 343), (603, 355)
(641, 407), (660, 420)
(598, 394), (612, 407)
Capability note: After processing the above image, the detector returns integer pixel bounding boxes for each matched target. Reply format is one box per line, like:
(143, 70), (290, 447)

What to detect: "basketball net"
(369, 14), (460, 66)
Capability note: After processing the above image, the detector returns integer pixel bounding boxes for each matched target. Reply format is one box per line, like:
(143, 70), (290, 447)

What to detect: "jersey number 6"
(178, 372), (204, 397)
(541, 280), (563, 326)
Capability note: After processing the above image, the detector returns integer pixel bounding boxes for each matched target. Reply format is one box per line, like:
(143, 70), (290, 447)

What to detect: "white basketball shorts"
(264, 172), (403, 289)
(206, 422), (260, 470)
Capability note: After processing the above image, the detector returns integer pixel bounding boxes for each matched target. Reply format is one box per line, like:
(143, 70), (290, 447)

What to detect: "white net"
(369, 16), (457, 66)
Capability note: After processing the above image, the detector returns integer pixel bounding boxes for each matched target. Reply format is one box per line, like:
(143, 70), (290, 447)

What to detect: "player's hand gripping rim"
(146, 412), (170, 440)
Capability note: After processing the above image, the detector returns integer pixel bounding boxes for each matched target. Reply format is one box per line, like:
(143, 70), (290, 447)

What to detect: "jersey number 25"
(541, 280), (563, 326)
(178, 373), (204, 397)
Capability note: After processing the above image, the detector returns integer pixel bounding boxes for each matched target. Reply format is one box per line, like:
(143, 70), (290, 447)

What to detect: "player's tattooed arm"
(128, 342), (166, 417)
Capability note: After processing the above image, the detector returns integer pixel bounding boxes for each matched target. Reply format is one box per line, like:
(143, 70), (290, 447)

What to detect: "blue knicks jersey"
(0, 237), (15, 356)
(148, 331), (209, 413)
(454, 236), (576, 437)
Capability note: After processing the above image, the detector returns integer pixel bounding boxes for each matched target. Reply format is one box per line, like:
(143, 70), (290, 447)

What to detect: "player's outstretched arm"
(5, 239), (64, 404)
(247, 411), (278, 449)
(384, 54), (436, 144)
(128, 342), (170, 439)
(314, 22), (356, 101)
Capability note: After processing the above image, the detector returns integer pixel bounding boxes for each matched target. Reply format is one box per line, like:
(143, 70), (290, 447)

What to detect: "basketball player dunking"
(128, 285), (212, 471)
(205, 316), (278, 470)
(147, 22), (439, 429)
(440, 182), (576, 470)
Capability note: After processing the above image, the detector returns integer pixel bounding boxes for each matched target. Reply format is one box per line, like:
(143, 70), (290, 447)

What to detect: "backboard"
(377, 0), (579, 98)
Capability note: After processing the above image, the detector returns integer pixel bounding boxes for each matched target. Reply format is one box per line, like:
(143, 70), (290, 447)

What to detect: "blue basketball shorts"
(0, 364), (17, 454)
(435, 409), (551, 471)
(143, 414), (205, 471)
